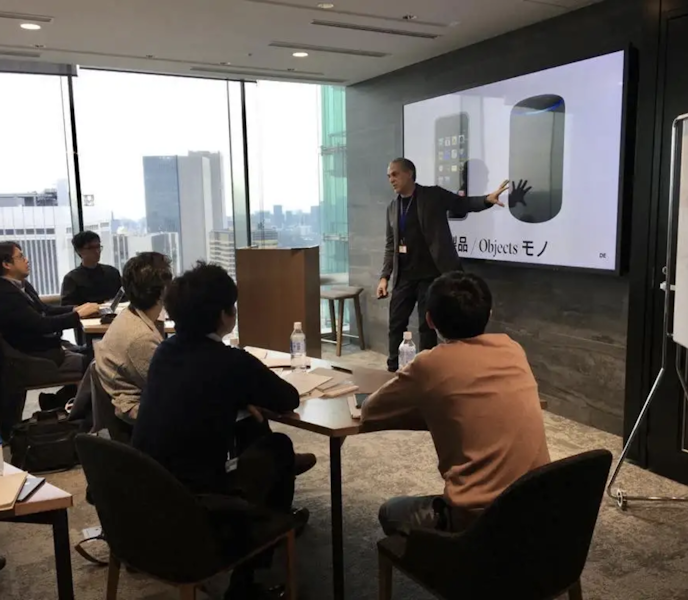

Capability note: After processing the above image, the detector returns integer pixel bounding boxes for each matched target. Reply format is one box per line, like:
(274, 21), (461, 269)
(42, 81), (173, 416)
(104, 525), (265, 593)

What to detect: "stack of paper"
(282, 371), (333, 396)
(0, 471), (28, 511)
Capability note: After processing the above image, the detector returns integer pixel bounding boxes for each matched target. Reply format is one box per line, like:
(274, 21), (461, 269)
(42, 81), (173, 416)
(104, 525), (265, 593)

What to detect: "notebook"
(0, 471), (29, 511)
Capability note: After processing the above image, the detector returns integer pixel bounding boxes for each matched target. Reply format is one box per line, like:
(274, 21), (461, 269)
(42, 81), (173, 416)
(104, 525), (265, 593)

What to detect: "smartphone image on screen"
(509, 94), (565, 224)
(435, 113), (469, 191)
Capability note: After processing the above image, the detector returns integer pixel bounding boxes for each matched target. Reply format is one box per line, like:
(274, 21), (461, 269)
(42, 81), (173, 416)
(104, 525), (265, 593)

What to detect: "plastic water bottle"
(290, 322), (308, 372)
(399, 331), (417, 369)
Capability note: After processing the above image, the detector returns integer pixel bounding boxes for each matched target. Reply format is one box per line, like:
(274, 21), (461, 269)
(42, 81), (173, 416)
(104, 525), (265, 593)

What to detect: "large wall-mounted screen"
(403, 50), (626, 271)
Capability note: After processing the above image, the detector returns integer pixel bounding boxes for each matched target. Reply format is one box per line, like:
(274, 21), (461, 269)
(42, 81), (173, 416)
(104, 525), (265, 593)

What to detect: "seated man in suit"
(133, 263), (307, 599)
(361, 272), (550, 535)
(61, 231), (122, 307)
(95, 252), (172, 425)
(0, 242), (99, 434)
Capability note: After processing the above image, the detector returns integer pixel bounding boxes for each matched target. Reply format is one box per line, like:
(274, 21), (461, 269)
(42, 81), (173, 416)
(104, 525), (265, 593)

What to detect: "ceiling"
(0, 0), (602, 85)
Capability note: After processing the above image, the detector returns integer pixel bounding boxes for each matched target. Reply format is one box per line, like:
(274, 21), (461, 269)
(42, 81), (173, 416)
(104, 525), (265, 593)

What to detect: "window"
(245, 82), (349, 333)
(74, 70), (235, 278)
(0, 73), (78, 295)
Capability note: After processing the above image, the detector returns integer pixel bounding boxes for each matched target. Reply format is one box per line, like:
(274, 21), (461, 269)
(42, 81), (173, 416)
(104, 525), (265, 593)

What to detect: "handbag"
(10, 408), (83, 472)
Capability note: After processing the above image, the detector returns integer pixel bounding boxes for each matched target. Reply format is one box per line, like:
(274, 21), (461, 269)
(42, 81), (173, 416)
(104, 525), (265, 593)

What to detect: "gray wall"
(346, 0), (643, 435)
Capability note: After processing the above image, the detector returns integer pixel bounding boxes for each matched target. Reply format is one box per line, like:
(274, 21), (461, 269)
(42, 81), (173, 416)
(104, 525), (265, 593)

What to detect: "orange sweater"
(361, 334), (550, 509)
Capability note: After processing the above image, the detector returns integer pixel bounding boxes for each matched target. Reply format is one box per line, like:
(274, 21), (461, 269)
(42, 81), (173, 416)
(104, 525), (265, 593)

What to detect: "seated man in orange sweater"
(361, 271), (550, 534)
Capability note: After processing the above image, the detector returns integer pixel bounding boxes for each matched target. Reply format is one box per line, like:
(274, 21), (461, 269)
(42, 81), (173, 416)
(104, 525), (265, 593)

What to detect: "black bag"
(10, 408), (82, 472)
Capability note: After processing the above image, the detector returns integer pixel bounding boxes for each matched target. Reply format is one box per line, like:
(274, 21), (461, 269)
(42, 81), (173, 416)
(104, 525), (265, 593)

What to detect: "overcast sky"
(0, 70), (322, 221)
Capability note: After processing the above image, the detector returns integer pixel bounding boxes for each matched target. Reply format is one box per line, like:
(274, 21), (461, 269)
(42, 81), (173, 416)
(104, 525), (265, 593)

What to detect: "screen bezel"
(401, 47), (635, 276)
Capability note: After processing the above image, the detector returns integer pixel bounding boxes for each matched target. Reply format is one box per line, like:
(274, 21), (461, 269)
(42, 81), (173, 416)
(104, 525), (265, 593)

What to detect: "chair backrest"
(407, 450), (612, 599)
(75, 434), (223, 583)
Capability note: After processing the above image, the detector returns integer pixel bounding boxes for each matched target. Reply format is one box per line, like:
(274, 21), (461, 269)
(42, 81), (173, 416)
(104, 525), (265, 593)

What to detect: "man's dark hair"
(426, 272), (492, 340)
(71, 230), (101, 252)
(164, 262), (238, 337)
(122, 252), (173, 311)
(391, 157), (417, 182)
(0, 241), (21, 276)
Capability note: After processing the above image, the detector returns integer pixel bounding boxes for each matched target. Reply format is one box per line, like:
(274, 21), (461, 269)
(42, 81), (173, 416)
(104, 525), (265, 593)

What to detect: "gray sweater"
(95, 306), (163, 419)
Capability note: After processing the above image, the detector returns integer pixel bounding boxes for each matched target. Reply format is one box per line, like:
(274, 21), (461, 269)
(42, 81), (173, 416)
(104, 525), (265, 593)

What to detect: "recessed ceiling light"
(402, 14), (417, 21)
(220, 61), (231, 66)
(292, 51), (309, 58)
(20, 23), (41, 31)
(317, 2), (335, 8)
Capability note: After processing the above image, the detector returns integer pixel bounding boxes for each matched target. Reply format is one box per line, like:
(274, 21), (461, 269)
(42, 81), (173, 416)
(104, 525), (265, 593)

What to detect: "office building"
(208, 229), (237, 279)
(0, 201), (112, 296)
(112, 232), (181, 274)
(143, 151), (226, 270)
(273, 204), (284, 228)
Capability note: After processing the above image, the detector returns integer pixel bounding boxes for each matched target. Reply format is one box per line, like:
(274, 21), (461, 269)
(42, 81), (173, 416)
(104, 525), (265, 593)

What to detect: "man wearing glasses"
(0, 242), (99, 436)
(61, 231), (123, 307)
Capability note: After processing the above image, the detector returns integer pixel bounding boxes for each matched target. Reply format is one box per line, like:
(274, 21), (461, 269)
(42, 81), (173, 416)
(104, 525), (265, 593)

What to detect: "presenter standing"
(377, 158), (508, 372)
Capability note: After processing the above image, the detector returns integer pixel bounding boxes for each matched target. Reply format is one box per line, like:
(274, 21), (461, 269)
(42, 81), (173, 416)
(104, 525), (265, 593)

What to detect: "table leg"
(52, 509), (75, 600)
(330, 437), (345, 600)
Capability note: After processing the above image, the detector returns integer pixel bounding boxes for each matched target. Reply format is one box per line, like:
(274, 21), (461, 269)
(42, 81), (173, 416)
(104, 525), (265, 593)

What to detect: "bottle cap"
(403, 331), (413, 340)
(294, 322), (302, 329)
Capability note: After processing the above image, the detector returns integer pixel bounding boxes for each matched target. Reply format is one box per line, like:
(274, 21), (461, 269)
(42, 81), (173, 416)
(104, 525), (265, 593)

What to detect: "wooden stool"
(320, 286), (365, 357)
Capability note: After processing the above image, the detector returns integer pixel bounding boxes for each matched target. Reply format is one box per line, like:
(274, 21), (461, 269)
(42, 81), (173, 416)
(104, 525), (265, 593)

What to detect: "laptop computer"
(99, 287), (125, 316)
(347, 393), (369, 420)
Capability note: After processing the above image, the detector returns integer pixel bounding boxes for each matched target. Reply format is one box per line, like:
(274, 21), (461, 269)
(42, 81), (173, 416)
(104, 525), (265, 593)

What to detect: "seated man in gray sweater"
(95, 252), (172, 423)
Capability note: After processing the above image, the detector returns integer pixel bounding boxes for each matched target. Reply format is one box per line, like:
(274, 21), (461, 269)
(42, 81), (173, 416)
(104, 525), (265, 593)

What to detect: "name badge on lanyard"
(399, 195), (414, 255)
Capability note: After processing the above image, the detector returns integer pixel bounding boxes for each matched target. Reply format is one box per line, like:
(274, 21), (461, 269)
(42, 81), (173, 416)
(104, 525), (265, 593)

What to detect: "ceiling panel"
(0, 0), (604, 84)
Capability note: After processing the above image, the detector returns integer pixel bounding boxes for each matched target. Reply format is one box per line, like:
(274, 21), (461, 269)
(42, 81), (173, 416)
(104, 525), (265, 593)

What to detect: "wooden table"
(259, 349), (393, 600)
(0, 464), (75, 599)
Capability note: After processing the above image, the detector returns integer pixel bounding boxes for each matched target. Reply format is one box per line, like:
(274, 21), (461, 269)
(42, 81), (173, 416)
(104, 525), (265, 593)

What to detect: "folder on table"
(0, 471), (28, 511)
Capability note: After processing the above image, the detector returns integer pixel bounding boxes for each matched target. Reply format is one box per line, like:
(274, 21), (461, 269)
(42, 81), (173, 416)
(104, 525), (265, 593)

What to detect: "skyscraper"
(274, 204), (284, 228)
(142, 152), (226, 271)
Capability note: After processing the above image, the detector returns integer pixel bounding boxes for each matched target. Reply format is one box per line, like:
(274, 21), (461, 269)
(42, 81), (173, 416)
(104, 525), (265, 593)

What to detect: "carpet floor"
(2, 347), (688, 600)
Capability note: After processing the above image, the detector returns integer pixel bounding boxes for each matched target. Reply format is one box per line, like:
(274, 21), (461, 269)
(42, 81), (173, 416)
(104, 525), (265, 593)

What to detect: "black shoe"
(38, 393), (61, 411)
(292, 507), (309, 537)
(387, 365), (398, 373)
(0, 555), (6, 571)
(294, 453), (316, 476)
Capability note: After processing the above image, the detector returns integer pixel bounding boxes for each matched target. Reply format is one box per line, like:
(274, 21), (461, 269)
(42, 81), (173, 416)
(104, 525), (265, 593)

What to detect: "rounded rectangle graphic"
(509, 94), (565, 224)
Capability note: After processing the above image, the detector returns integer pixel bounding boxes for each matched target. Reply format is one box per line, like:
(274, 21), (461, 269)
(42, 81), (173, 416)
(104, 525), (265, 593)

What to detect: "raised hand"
(509, 179), (532, 208)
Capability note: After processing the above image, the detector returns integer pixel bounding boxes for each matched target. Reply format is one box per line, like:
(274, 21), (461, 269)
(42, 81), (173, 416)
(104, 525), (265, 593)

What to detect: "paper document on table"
(282, 371), (333, 396)
(309, 368), (350, 391)
(0, 471), (28, 511)
(244, 347), (268, 360)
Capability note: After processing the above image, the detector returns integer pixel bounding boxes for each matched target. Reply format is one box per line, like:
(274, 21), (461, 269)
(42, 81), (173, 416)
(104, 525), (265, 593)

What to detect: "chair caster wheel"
(616, 490), (628, 511)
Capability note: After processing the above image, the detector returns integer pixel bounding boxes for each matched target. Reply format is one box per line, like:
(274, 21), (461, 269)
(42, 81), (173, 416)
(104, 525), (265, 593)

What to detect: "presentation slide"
(403, 50), (626, 271)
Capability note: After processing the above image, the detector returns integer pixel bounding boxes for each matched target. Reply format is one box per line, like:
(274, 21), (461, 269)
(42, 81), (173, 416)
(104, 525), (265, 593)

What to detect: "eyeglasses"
(11, 252), (28, 263)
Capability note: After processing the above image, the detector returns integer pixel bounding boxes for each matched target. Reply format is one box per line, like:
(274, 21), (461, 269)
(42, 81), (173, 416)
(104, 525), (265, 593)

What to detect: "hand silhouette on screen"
(509, 179), (532, 208)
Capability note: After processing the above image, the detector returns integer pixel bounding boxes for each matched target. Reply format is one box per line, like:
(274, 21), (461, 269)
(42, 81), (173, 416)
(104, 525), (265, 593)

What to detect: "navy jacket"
(0, 278), (79, 354)
(133, 335), (300, 494)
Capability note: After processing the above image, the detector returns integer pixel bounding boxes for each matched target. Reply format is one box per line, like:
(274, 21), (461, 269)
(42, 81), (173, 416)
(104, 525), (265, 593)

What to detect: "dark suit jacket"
(381, 185), (491, 287)
(0, 278), (80, 354)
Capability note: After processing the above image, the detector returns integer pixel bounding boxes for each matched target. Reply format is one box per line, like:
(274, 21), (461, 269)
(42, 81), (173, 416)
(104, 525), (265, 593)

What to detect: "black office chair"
(75, 434), (297, 600)
(378, 449), (613, 600)
(0, 334), (82, 439)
